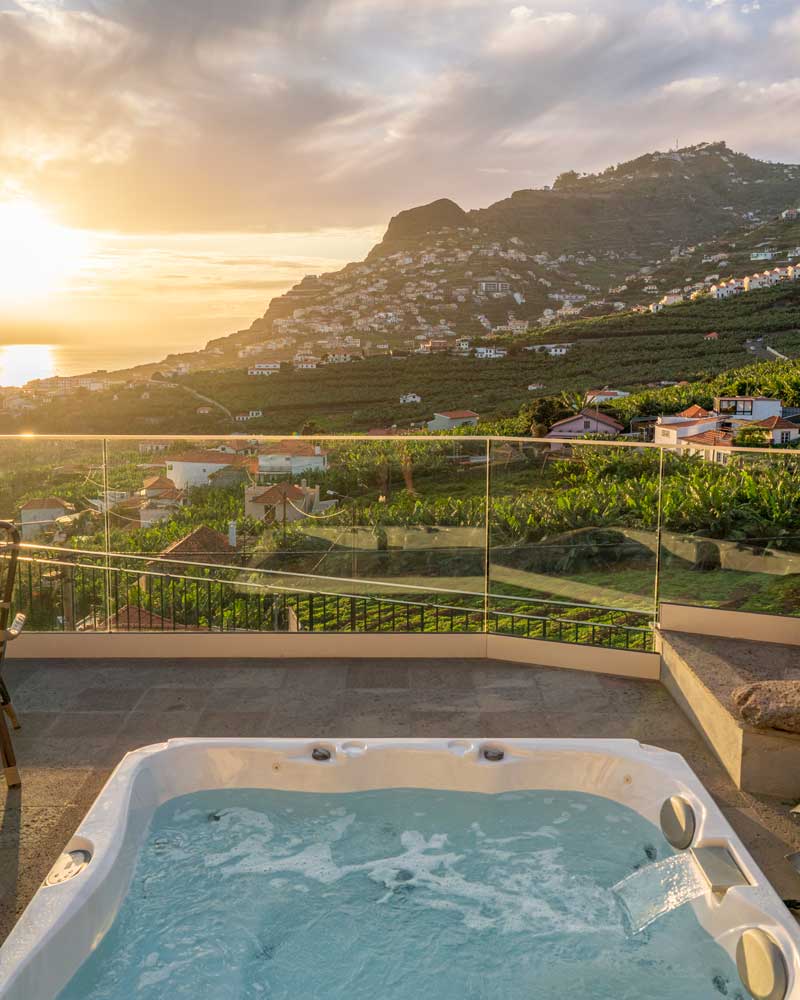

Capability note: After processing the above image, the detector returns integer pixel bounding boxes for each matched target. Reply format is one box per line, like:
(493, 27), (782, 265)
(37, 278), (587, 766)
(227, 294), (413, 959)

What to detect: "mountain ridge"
(13, 139), (800, 387)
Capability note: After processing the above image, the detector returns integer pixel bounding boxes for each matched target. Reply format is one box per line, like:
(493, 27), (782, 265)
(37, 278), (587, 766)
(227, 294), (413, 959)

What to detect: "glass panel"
(3, 435), (798, 639)
(0, 437), (108, 630)
(246, 436), (487, 633)
(102, 436), (253, 632)
(102, 435), (488, 633)
(658, 447), (800, 617)
(487, 439), (658, 650)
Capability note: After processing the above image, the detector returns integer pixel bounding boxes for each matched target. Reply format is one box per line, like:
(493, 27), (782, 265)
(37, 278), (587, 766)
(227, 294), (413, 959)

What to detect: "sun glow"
(0, 344), (56, 387)
(0, 200), (90, 306)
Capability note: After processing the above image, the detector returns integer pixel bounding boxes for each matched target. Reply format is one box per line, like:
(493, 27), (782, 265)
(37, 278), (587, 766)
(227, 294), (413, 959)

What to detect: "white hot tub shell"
(0, 737), (798, 999)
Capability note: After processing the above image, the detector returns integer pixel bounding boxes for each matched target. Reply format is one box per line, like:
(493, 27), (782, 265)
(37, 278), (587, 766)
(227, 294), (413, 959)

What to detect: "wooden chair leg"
(0, 711), (20, 788)
(0, 676), (19, 729)
(3, 702), (20, 730)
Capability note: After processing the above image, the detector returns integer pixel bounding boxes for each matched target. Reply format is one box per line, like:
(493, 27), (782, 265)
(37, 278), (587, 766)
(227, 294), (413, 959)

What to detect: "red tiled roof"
(677, 405), (713, 418)
(20, 496), (71, 511)
(158, 525), (236, 564)
(683, 430), (734, 447)
(435, 410), (479, 419)
(752, 416), (797, 430)
(251, 483), (306, 505)
(142, 476), (175, 490)
(260, 441), (327, 457)
(101, 605), (203, 631)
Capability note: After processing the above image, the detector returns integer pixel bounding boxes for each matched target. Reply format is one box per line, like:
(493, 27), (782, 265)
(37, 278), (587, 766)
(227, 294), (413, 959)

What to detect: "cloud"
(662, 75), (724, 96)
(0, 0), (797, 235)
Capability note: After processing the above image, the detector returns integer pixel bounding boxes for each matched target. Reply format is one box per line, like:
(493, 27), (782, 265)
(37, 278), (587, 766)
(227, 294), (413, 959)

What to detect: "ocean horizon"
(0, 340), (190, 387)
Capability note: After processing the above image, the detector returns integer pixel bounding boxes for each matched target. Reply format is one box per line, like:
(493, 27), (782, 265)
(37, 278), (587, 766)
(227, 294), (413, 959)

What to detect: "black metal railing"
(7, 550), (654, 651)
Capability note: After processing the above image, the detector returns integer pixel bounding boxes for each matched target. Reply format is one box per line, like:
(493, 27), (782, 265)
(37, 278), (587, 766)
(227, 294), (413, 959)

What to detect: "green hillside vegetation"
(376, 142), (800, 260)
(608, 356), (800, 422)
(533, 281), (800, 343)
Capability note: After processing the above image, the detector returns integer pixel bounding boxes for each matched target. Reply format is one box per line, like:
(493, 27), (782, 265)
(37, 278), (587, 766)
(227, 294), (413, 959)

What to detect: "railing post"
(101, 437), (112, 632)
(653, 446), (665, 640)
(62, 564), (75, 632)
(482, 437), (491, 635)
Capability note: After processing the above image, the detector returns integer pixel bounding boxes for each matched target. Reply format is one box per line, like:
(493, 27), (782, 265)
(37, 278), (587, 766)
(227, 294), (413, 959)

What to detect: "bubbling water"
(57, 788), (740, 1000)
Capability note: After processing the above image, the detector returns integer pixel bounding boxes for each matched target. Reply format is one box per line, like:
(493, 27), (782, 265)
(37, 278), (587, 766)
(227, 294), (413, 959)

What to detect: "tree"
(559, 390), (590, 414)
(553, 170), (581, 189)
(734, 426), (769, 448)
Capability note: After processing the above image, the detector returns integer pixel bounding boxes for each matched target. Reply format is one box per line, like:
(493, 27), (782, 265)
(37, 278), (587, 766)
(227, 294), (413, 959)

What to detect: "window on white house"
(780, 431), (791, 444)
(583, 420), (591, 430)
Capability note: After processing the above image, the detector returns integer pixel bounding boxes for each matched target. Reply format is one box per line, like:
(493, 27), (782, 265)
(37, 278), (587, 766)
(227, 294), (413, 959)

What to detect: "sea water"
(57, 789), (743, 1000)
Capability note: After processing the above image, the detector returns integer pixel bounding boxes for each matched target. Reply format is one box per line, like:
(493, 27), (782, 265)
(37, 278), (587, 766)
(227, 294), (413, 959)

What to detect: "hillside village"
(3, 142), (800, 438)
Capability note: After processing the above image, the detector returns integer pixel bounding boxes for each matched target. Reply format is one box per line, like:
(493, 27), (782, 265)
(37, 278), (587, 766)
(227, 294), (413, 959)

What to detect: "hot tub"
(0, 738), (798, 999)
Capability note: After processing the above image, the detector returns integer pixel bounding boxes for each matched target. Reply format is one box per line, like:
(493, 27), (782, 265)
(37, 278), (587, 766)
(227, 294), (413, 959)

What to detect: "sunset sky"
(1, 0), (799, 378)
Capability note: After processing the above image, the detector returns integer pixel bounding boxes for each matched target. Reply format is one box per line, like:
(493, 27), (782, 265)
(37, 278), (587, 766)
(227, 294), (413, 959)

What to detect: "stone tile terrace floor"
(1, 656), (799, 943)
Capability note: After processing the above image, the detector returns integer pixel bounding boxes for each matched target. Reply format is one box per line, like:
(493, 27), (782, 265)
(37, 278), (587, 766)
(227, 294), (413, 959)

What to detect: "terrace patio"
(2, 434), (800, 953)
(1, 653), (799, 945)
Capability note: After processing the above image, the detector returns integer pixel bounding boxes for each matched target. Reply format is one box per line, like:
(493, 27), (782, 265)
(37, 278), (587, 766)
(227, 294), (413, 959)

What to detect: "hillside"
(8, 282), (800, 436)
(4, 139), (799, 441)
(13, 139), (794, 390)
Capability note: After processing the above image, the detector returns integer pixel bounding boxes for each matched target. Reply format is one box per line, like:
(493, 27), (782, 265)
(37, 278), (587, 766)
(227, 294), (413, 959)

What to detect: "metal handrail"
(0, 433), (797, 456)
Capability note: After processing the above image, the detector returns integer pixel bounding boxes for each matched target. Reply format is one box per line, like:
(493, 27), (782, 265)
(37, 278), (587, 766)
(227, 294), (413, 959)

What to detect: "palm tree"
(559, 390), (590, 414)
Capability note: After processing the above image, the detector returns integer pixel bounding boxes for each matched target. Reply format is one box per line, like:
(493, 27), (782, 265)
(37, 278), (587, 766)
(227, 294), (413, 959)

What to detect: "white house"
(165, 451), (252, 489)
(750, 251), (775, 261)
(248, 363), (281, 376)
(714, 396), (782, 421)
(400, 393), (422, 404)
(474, 346), (508, 359)
(527, 383), (545, 391)
(744, 273), (770, 292)
(258, 442), (328, 476)
(139, 476), (177, 499)
(546, 410), (624, 442)
(678, 429), (735, 465)
(427, 410), (480, 432)
(19, 497), (74, 541)
(653, 405), (719, 446)
(750, 416), (800, 447)
(244, 482), (335, 522)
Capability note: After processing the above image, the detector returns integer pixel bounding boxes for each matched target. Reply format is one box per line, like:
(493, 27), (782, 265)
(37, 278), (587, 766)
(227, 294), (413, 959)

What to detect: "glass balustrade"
(1, 434), (797, 645)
